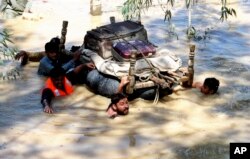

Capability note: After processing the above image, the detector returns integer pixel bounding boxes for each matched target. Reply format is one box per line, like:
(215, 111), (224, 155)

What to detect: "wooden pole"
(126, 51), (136, 94)
(90, 0), (102, 16)
(59, 21), (68, 53)
(110, 16), (116, 24)
(187, 44), (195, 87)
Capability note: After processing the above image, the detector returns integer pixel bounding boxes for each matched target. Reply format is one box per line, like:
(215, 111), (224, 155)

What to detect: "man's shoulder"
(40, 56), (51, 63)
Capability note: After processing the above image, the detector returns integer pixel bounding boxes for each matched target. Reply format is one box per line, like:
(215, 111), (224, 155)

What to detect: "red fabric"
(44, 77), (73, 97)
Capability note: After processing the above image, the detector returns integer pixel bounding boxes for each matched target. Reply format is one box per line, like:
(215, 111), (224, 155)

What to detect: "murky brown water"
(0, 0), (250, 159)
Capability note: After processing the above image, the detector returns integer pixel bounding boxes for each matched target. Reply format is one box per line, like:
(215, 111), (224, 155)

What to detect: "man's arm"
(117, 76), (129, 93)
(72, 62), (95, 74)
(37, 57), (54, 76)
(41, 88), (55, 114)
(27, 51), (45, 61)
(15, 50), (45, 65)
(15, 49), (73, 66)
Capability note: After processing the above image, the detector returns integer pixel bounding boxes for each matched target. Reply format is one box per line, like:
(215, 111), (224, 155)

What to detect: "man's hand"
(43, 105), (54, 114)
(73, 62), (95, 74)
(120, 76), (130, 87)
(117, 76), (130, 93)
(15, 50), (29, 66)
(85, 62), (95, 70)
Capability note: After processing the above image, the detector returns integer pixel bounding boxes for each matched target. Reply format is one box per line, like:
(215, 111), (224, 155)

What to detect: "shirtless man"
(174, 77), (220, 95)
(106, 93), (129, 118)
(192, 77), (220, 95)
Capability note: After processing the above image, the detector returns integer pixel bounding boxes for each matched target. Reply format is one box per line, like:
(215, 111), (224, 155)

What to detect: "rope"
(101, 26), (155, 71)
(101, 25), (164, 104)
(137, 70), (152, 82)
(153, 84), (160, 105)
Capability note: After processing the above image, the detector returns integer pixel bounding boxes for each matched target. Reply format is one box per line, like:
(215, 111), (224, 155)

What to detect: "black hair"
(106, 93), (127, 111)
(70, 45), (81, 52)
(203, 77), (220, 94)
(111, 93), (127, 104)
(49, 66), (65, 78)
(50, 37), (60, 46)
(45, 41), (59, 53)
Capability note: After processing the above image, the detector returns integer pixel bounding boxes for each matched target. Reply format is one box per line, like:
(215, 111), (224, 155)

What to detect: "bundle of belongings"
(82, 19), (190, 101)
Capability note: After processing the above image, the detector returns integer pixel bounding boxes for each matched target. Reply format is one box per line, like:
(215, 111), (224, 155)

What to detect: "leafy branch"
(164, 0), (175, 22)
(122, 0), (153, 20)
(0, 29), (17, 59)
(220, 0), (236, 21)
(122, 0), (237, 22)
(0, 0), (26, 16)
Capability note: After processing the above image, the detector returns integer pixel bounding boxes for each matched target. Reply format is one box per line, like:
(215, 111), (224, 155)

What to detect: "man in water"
(174, 77), (220, 95)
(15, 37), (95, 84)
(41, 66), (74, 114)
(15, 37), (133, 99)
(38, 38), (95, 84)
(192, 77), (220, 95)
(106, 93), (129, 118)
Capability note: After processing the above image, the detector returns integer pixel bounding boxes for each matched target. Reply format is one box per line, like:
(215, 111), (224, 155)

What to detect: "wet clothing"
(86, 69), (121, 97)
(41, 88), (54, 108)
(38, 54), (87, 85)
(85, 69), (172, 99)
(44, 77), (73, 96)
(38, 56), (75, 76)
(41, 77), (73, 108)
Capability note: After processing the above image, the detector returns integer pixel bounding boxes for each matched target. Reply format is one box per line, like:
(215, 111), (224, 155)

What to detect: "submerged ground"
(0, 0), (250, 159)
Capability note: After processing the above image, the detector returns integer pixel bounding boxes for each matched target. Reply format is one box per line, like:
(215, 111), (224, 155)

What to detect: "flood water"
(0, 0), (250, 159)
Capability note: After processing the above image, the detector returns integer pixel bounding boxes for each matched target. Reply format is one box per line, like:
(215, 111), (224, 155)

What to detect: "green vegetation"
(0, 0), (26, 61)
(0, 29), (17, 60)
(220, 0), (237, 22)
(0, 0), (27, 17)
(0, 1), (28, 80)
(122, 0), (236, 22)
(122, 0), (237, 40)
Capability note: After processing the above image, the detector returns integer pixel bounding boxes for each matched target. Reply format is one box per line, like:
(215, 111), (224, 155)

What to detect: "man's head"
(45, 41), (59, 61)
(49, 66), (65, 89)
(107, 93), (129, 118)
(50, 37), (60, 46)
(201, 77), (220, 94)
